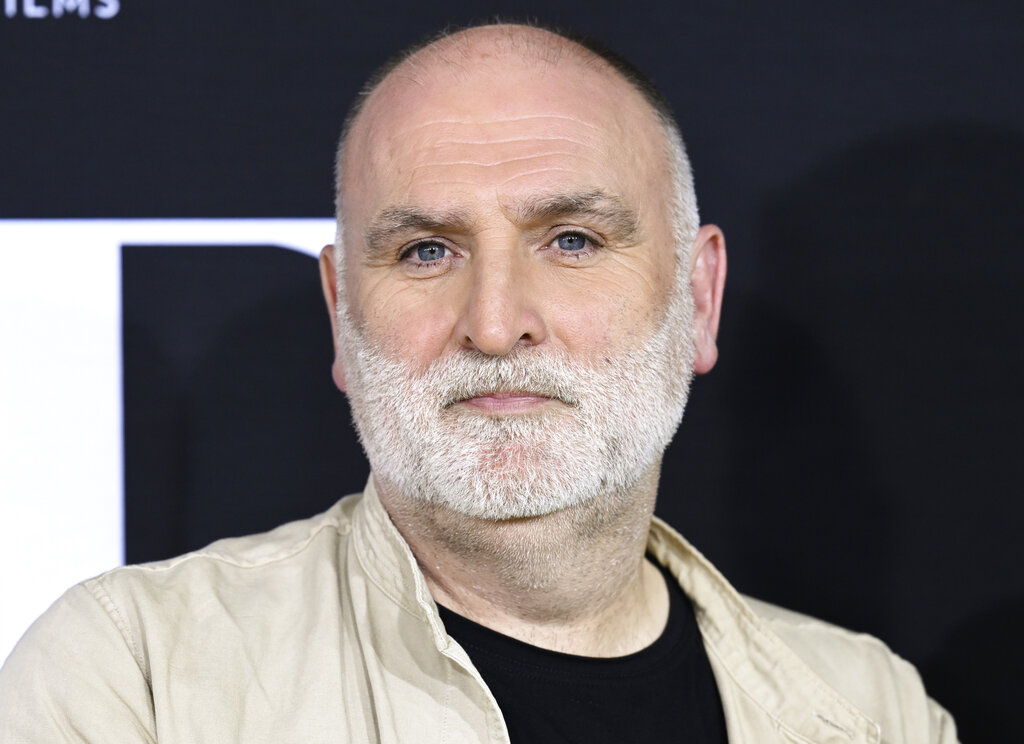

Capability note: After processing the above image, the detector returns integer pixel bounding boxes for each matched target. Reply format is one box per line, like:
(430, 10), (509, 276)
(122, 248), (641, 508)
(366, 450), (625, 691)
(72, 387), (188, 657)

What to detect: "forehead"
(341, 44), (669, 221)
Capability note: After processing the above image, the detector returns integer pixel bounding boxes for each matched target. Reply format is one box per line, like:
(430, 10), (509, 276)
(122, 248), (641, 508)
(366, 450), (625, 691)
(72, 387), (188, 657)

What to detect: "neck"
(375, 463), (669, 657)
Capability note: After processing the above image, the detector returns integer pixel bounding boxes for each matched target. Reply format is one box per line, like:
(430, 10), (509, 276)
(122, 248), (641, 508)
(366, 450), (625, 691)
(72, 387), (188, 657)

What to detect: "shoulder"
(744, 596), (958, 743)
(744, 595), (909, 679)
(141, 492), (359, 568)
(91, 492), (361, 613)
(33, 493), (362, 681)
(92, 492), (360, 595)
(0, 495), (367, 740)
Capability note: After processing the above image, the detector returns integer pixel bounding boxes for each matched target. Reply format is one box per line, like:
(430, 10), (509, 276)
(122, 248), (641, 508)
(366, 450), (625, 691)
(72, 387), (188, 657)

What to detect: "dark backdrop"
(4, 2), (1022, 740)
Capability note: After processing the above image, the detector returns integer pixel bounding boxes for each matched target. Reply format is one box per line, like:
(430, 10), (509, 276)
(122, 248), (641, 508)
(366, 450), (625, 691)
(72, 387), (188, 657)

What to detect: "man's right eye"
(396, 239), (458, 274)
(410, 242), (447, 263)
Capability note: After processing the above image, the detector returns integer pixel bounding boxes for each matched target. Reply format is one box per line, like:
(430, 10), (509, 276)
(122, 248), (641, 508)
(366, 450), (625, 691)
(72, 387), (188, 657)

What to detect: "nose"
(454, 248), (547, 356)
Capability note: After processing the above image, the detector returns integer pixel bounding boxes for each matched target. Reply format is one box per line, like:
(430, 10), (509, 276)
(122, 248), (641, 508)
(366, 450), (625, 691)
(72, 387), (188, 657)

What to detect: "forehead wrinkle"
(391, 115), (603, 145)
(408, 178), (498, 189)
(408, 151), (601, 169)
(495, 166), (597, 185)
(410, 151), (609, 175)
(412, 134), (607, 164)
(401, 114), (602, 130)
(401, 139), (611, 178)
(432, 135), (589, 147)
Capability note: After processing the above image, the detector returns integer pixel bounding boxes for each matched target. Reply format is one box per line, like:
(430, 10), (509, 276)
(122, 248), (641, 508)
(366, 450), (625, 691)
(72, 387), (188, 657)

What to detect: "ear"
(318, 245), (347, 393)
(689, 224), (727, 375)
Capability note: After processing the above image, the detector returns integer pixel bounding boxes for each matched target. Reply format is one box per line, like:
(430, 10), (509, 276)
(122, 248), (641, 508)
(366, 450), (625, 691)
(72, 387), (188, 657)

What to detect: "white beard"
(338, 276), (695, 521)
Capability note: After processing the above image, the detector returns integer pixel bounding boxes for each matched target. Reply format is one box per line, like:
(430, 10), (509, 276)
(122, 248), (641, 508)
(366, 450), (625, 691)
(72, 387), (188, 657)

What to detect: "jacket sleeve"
(928, 697), (959, 744)
(0, 583), (157, 743)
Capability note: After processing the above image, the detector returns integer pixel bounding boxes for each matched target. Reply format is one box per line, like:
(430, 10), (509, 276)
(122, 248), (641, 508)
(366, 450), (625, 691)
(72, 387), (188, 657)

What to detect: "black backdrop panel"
(122, 245), (362, 560)
(7, 2), (1024, 741)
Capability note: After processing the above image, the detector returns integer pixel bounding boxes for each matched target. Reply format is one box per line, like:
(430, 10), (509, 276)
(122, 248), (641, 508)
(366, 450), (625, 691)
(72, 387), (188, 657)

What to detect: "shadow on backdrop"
(665, 123), (1022, 741)
(923, 595), (1024, 742)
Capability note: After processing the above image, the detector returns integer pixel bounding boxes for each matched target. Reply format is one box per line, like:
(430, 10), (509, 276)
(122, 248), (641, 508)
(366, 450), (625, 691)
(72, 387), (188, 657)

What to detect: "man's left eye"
(556, 233), (589, 251)
(414, 242), (448, 262)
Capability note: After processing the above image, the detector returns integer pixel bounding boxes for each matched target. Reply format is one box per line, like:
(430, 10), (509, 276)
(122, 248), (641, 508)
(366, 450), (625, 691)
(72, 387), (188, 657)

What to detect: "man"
(0, 23), (957, 743)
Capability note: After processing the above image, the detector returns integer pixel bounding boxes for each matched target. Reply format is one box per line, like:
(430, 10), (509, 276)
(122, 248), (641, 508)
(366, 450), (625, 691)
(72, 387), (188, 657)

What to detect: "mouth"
(450, 391), (564, 414)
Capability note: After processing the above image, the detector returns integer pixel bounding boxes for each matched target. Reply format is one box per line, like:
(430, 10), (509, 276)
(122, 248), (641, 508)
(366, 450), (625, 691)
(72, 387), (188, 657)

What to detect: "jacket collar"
(351, 477), (880, 744)
(648, 518), (881, 744)
(350, 477), (452, 650)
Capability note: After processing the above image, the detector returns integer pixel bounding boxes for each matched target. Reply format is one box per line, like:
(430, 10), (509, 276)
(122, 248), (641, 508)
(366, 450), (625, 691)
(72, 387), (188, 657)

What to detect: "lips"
(466, 391), (551, 400)
(452, 390), (561, 413)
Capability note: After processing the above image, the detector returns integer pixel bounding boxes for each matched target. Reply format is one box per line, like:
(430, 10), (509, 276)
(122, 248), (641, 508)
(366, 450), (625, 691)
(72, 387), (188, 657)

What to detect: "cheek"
(545, 280), (652, 360)
(547, 258), (671, 356)
(359, 280), (456, 364)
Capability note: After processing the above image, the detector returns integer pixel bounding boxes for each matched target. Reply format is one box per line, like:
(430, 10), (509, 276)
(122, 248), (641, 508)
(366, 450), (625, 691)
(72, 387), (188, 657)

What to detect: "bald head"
(337, 24), (680, 160)
(370, 24), (604, 86)
(333, 23), (699, 274)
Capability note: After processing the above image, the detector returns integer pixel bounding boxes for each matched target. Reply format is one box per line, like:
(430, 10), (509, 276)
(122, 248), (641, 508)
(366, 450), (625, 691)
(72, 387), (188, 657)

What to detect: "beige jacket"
(0, 480), (957, 743)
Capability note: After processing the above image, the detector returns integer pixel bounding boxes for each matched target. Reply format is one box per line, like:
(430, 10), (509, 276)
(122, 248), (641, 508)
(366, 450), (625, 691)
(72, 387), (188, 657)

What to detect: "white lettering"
(93, 0), (116, 18)
(23, 0), (48, 17)
(51, 0), (88, 17)
(1, 0), (120, 17)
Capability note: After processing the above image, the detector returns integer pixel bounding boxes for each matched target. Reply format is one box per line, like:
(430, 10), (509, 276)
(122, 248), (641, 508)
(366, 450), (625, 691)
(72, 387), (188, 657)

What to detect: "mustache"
(422, 349), (584, 409)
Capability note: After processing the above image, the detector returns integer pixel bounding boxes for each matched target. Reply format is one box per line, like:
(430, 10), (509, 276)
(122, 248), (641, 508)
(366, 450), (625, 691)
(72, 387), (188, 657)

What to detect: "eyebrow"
(363, 206), (474, 262)
(509, 189), (641, 243)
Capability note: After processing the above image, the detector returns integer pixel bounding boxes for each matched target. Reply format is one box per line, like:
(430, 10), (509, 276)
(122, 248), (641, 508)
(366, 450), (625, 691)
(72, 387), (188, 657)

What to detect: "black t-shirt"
(437, 563), (728, 743)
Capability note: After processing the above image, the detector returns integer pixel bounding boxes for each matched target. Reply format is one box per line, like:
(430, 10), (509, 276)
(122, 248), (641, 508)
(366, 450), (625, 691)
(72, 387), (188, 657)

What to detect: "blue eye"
(415, 242), (447, 262)
(556, 233), (588, 251)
